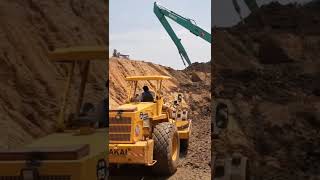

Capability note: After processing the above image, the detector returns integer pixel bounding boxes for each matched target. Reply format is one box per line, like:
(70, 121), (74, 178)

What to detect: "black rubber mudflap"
(180, 139), (189, 155)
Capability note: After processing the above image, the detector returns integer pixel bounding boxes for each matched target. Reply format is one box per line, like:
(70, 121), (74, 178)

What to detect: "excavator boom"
(154, 2), (211, 66)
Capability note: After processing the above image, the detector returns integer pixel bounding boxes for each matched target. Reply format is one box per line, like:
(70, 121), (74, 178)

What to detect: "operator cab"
(130, 86), (155, 103)
(48, 46), (108, 131)
(126, 76), (169, 104)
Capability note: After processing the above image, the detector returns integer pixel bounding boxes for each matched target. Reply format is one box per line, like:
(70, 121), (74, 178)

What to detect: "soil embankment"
(213, 2), (320, 179)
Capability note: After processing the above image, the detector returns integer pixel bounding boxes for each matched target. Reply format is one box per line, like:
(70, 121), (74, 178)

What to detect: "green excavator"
(154, 2), (211, 67)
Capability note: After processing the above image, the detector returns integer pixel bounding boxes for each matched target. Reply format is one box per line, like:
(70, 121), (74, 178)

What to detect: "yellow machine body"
(109, 76), (191, 166)
(0, 129), (107, 180)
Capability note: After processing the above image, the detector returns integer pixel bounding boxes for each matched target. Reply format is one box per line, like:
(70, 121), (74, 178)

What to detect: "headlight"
(135, 125), (141, 136)
(143, 118), (150, 128)
(140, 112), (150, 128)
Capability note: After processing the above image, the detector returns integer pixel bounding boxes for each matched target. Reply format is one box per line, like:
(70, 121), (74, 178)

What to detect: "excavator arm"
(153, 2), (211, 66)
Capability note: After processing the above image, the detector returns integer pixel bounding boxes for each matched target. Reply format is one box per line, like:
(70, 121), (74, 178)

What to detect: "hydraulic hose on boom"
(153, 2), (211, 66)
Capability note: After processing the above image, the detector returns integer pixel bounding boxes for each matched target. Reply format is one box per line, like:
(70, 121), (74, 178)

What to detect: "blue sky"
(109, 0), (211, 70)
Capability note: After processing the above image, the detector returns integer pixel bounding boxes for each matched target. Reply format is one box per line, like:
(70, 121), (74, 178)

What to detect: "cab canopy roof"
(125, 75), (171, 81)
(48, 46), (107, 62)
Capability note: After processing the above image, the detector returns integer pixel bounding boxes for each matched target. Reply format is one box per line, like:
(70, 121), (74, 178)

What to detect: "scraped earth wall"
(0, 0), (107, 148)
(213, 2), (320, 179)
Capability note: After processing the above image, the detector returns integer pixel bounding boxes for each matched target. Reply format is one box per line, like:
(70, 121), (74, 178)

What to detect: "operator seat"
(74, 103), (99, 127)
(141, 86), (154, 102)
(71, 99), (108, 128)
(141, 92), (154, 102)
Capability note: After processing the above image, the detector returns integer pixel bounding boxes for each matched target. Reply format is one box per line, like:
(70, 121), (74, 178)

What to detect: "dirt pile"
(109, 58), (211, 179)
(109, 57), (186, 108)
(213, 2), (320, 179)
(0, 0), (107, 148)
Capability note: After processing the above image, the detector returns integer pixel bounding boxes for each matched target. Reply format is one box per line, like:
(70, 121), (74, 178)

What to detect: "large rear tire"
(152, 122), (180, 175)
